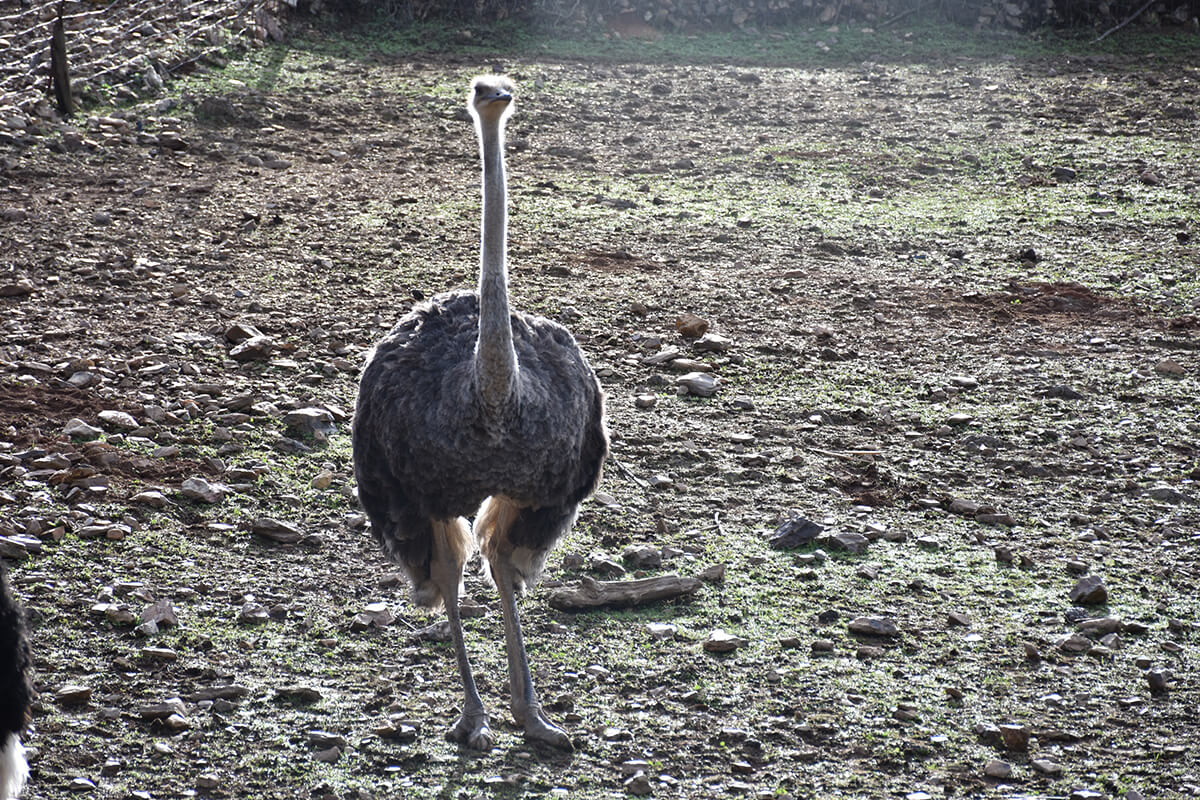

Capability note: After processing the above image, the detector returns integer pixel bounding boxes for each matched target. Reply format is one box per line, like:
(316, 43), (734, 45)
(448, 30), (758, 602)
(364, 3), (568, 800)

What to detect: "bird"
(352, 75), (608, 752)
(0, 562), (32, 799)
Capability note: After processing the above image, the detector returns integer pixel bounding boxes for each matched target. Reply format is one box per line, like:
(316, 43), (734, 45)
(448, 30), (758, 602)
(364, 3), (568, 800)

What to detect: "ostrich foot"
(446, 711), (494, 751)
(516, 706), (573, 750)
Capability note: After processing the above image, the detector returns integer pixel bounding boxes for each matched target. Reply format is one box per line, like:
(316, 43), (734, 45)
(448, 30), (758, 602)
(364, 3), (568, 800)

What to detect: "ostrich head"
(469, 75), (515, 126)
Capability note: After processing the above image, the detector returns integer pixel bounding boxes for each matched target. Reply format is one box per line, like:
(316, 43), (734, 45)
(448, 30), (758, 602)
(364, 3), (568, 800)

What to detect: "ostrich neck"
(475, 119), (518, 413)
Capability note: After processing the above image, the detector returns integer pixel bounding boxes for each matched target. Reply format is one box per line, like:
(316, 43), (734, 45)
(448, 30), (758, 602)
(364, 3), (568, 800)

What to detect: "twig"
(882, 2), (922, 27)
(1093, 0), (1156, 43)
(609, 457), (650, 489)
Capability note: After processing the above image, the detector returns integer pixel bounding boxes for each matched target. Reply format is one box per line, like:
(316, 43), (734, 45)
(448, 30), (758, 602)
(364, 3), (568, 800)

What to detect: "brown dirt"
(1, 35), (1198, 800)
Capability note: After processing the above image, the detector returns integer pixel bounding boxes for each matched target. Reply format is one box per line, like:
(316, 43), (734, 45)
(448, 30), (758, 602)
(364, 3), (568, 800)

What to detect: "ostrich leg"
(430, 520), (493, 751)
(490, 557), (572, 750)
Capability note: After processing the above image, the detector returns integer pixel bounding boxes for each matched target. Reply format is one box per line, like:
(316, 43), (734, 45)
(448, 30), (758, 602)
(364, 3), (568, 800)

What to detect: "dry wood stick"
(1093, 0), (1156, 43)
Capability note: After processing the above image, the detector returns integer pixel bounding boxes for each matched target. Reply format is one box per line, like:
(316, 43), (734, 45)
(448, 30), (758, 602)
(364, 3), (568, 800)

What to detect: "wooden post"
(51, 2), (73, 117)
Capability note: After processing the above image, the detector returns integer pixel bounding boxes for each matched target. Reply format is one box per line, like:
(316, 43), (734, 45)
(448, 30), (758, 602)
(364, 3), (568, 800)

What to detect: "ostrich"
(0, 562), (32, 799)
(352, 75), (608, 751)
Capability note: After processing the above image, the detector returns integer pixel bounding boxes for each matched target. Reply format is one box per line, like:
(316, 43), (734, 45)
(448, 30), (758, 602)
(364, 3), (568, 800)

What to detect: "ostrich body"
(352, 76), (608, 751)
(0, 563), (32, 799)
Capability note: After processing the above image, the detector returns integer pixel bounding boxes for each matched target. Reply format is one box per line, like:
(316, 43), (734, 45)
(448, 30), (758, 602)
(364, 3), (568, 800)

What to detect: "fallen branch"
(809, 447), (882, 463)
(609, 456), (650, 489)
(548, 574), (701, 611)
(882, 1), (922, 27)
(1093, 0), (1156, 43)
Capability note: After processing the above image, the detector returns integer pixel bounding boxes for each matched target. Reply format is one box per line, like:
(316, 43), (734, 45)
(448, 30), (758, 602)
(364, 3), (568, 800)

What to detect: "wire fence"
(0, 0), (286, 118)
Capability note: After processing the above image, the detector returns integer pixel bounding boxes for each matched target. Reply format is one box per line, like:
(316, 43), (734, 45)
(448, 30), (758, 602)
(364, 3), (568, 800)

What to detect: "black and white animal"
(352, 75), (608, 751)
(0, 562), (31, 799)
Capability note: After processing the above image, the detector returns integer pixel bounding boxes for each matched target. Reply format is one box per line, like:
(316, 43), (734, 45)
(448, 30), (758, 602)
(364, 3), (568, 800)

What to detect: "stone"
(693, 332), (731, 352)
(225, 321), (265, 343)
(63, 418), (103, 440)
(984, 759), (1012, 778)
(675, 372), (718, 397)
(283, 407), (335, 436)
(634, 394), (658, 409)
(1031, 758), (1062, 776)
(624, 772), (653, 795)
(769, 514), (823, 549)
(1069, 575), (1108, 605)
(998, 723), (1030, 751)
(351, 602), (395, 631)
(313, 746), (340, 763)
(229, 335), (274, 361)
(131, 490), (168, 508)
(140, 600), (179, 628)
(0, 279), (34, 297)
(827, 531), (869, 554)
(180, 477), (227, 504)
(1154, 358), (1184, 376)
(847, 616), (899, 638)
(622, 545), (662, 569)
(674, 313), (709, 338)
(646, 622), (676, 640)
(55, 684), (93, 705)
(948, 498), (980, 517)
(251, 517), (303, 544)
(1057, 633), (1092, 653)
(703, 629), (746, 653)
(97, 410), (138, 430)
(1077, 617), (1120, 637)
(1146, 668), (1170, 694)
(238, 603), (270, 625)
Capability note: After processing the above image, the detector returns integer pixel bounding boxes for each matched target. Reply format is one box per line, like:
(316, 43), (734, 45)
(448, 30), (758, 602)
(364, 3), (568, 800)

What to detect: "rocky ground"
(1, 23), (1198, 800)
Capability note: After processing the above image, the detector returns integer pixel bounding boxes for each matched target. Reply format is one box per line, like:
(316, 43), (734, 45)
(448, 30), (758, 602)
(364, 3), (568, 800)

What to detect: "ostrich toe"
(446, 710), (494, 751)
(518, 707), (572, 750)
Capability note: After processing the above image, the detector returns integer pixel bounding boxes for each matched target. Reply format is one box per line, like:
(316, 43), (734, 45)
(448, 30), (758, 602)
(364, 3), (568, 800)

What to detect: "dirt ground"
(1, 25), (1199, 800)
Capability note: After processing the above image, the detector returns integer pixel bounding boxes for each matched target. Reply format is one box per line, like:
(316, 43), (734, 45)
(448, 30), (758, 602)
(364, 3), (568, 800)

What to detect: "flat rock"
(140, 600), (179, 628)
(251, 517), (303, 544)
(984, 759), (1012, 778)
(97, 410), (138, 430)
(703, 628), (746, 653)
(769, 514), (823, 549)
(1031, 758), (1062, 776)
(238, 603), (270, 625)
(848, 616), (899, 638)
(350, 601), (395, 630)
(63, 418), (103, 440)
(55, 684), (93, 705)
(693, 332), (732, 352)
(675, 371), (719, 397)
(622, 545), (662, 569)
(0, 279), (35, 297)
(827, 531), (869, 554)
(225, 321), (265, 342)
(180, 477), (227, 504)
(229, 335), (274, 361)
(131, 490), (168, 508)
(1069, 574), (1108, 605)
(283, 407), (335, 436)
(276, 685), (323, 703)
